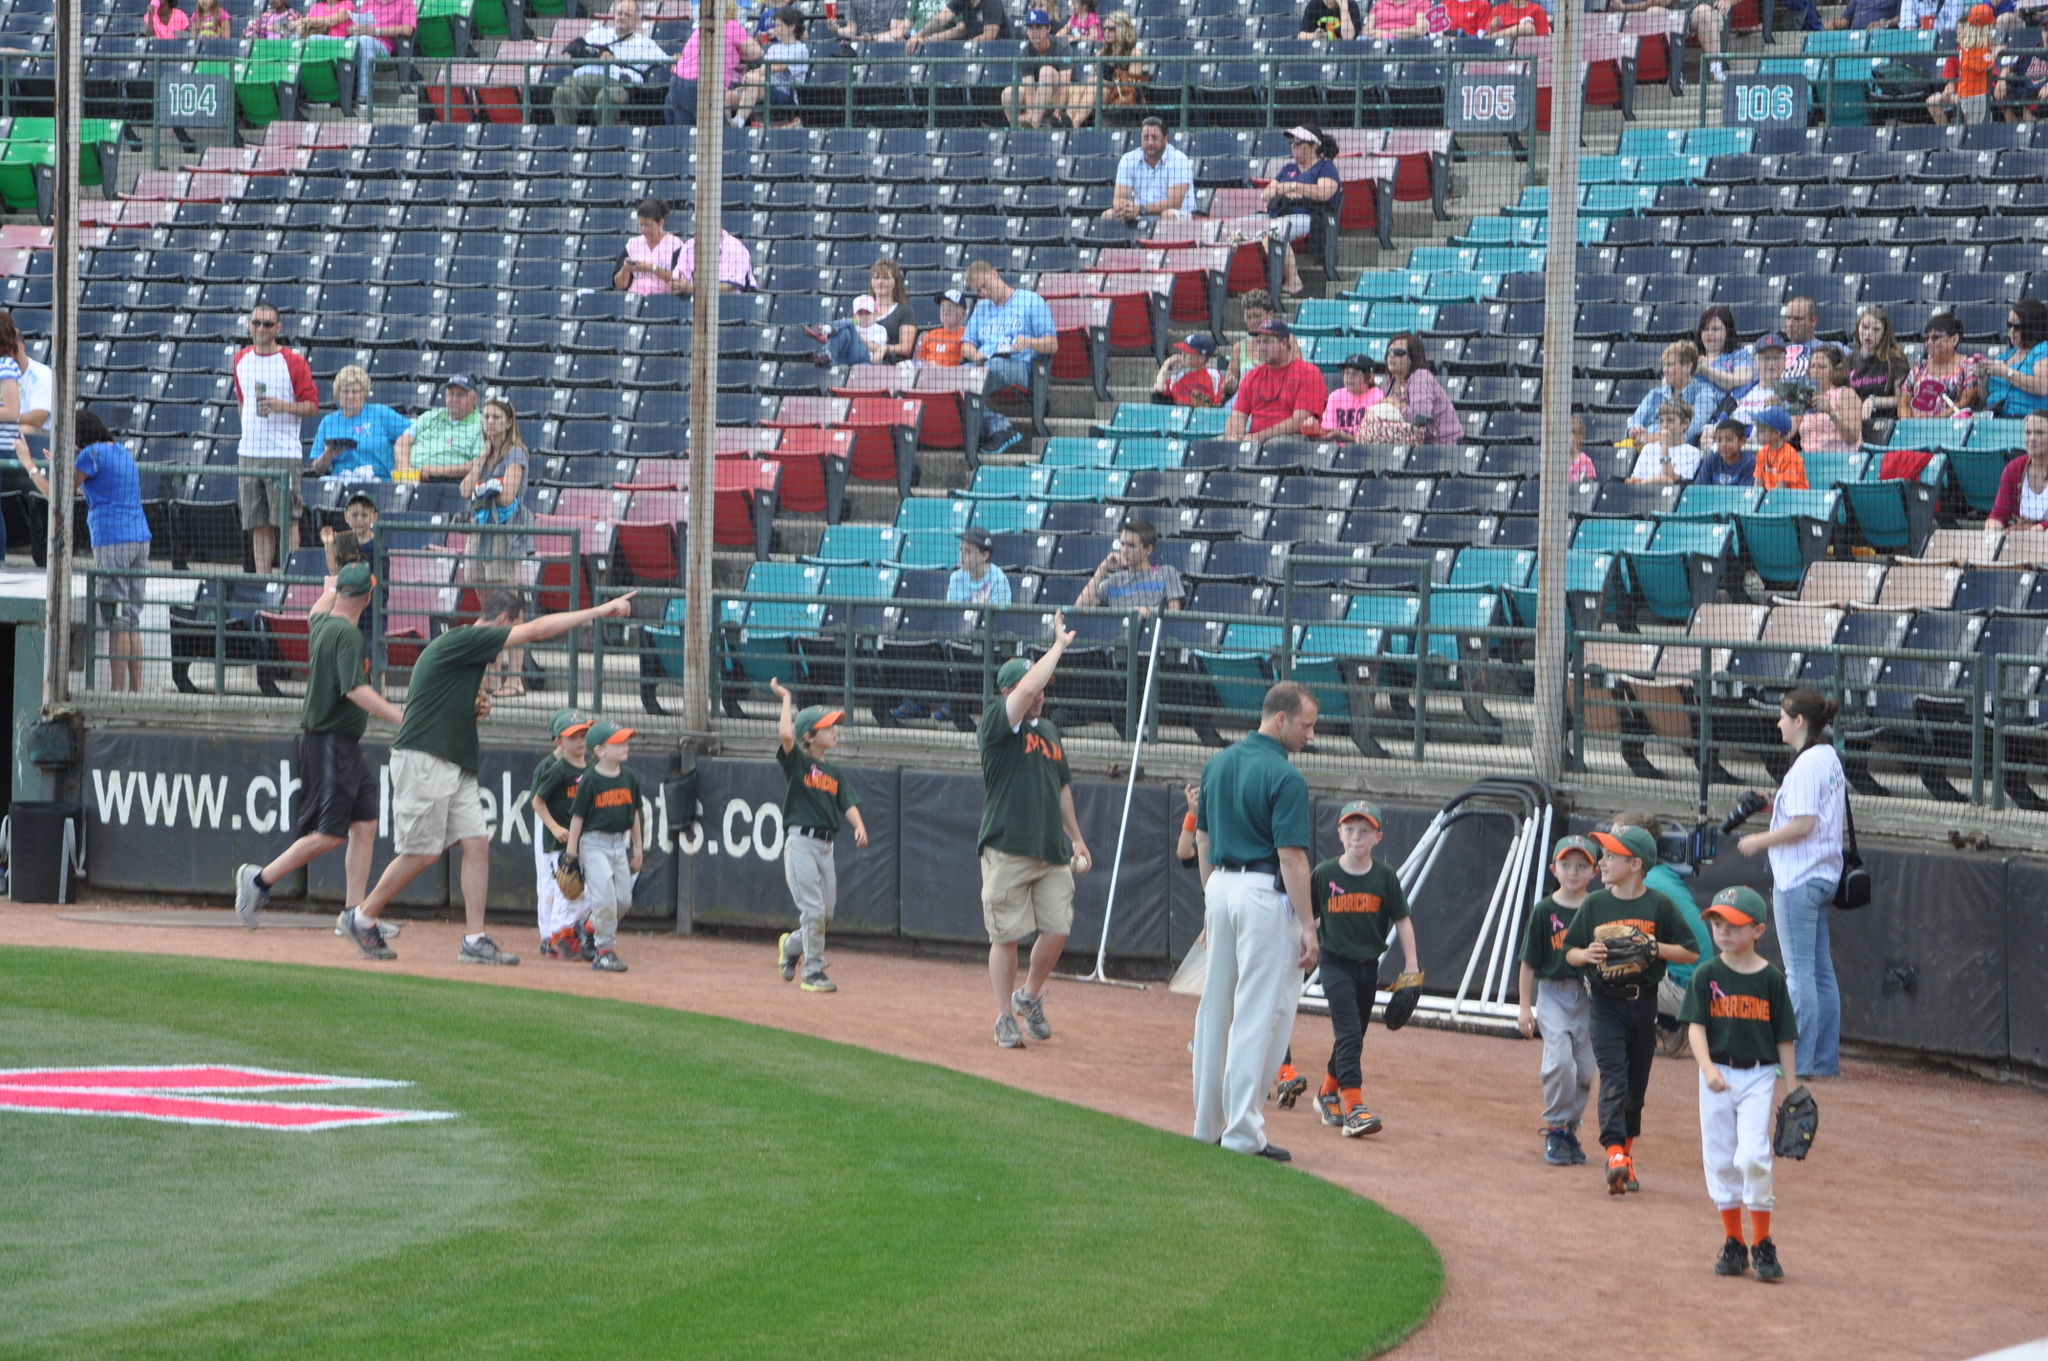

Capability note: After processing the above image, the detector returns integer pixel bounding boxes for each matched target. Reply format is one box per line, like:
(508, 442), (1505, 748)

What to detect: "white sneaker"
(1709, 60), (1727, 83)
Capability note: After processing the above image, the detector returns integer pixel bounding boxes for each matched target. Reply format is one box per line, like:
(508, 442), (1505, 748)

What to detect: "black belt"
(1712, 1055), (1772, 1069)
(792, 826), (835, 843)
(1592, 981), (1644, 1001)
(1216, 859), (1279, 874)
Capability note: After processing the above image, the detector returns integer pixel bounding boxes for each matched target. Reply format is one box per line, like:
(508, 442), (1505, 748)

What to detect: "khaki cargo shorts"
(980, 846), (1074, 945)
(390, 748), (487, 856)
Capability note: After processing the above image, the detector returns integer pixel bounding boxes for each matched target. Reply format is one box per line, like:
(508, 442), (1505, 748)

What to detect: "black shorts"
(295, 730), (378, 840)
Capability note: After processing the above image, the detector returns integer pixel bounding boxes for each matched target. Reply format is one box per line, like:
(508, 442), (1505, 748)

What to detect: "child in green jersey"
(771, 677), (869, 994)
(531, 708), (592, 961)
(1307, 800), (1417, 1139)
(565, 719), (644, 975)
(1517, 834), (1600, 1168)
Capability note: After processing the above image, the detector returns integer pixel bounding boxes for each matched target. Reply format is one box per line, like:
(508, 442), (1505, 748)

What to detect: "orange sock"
(1749, 1210), (1771, 1242)
(1341, 1087), (1365, 1112)
(1278, 1062), (1299, 1082)
(1720, 1208), (1745, 1242)
(1624, 1137), (1636, 1156)
(1320, 1074), (1341, 1097)
(1605, 1144), (1626, 1162)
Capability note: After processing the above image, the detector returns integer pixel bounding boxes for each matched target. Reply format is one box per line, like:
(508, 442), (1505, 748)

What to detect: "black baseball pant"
(1590, 988), (1659, 1150)
(1320, 952), (1378, 1092)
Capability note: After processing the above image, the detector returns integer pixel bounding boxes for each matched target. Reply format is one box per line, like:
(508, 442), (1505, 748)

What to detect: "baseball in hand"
(1071, 851), (1091, 873)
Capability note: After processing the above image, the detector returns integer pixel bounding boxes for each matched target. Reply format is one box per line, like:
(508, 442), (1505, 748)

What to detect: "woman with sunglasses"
(1372, 333), (1461, 446)
(1983, 299), (2048, 420)
(1902, 313), (1985, 418)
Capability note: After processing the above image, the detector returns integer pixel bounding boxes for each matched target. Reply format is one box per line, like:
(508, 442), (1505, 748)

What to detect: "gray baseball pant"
(782, 830), (836, 978)
(578, 830), (635, 951)
(1536, 978), (1595, 1132)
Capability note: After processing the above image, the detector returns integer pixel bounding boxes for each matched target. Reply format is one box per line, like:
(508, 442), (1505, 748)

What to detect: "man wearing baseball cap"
(235, 562), (405, 931)
(531, 709), (594, 960)
(1678, 885), (1798, 1282)
(978, 612), (1092, 1048)
(1001, 9), (1077, 128)
(394, 372), (482, 481)
(1517, 834), (1602, 1166)
(1224, 317), (1327, 446)
(1562, 824), (1699, 1195)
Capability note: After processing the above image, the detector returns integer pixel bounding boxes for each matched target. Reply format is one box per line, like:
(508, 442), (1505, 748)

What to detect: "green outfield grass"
(0, 949), (1440, 1360)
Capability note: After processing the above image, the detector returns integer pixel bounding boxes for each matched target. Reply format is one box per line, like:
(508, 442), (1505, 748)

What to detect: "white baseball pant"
(1698, 1063), (1779, 1211)
(781, 830), (836, 977)
(534, 844), (583, 937)
(1192, 869), (1301, 1155)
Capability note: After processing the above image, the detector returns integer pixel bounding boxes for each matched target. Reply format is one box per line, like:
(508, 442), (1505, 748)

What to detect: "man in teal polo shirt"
(1191, 680), (1320, 1161)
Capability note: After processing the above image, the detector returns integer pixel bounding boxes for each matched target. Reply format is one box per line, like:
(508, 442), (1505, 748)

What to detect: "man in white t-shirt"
(232, 303), (320, 574)
(16, 355), (51, 435)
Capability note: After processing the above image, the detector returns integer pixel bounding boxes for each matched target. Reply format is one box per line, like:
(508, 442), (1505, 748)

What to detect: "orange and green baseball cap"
(1703, 885), (1771, 927)
(793, 706), (844, 741)
(550, 708), (592, 739)
(1592, 825), (1659, 865)
(586, 719), (636, 746)
(1337, 799), (1382, 829)
(1552, 834), (1599, 864)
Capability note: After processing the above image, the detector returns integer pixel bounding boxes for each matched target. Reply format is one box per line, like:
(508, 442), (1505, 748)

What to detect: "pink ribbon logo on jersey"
(1709, 981), (1728, 1002)
(0, 1065), (456, 1131)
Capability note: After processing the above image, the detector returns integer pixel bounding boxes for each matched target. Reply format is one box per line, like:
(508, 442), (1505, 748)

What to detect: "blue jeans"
(353, 35), (385, 104)
(1774, 874), (1841, 1078)
(665, 77), (698, 125)
(824, 320), (873, 367)
(983, 354), (1033, 396)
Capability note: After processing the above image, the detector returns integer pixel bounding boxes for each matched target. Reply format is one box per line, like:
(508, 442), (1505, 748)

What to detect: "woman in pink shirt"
(1366, 0), (1433, 37)
(613, 197), (687, 297)
(291, 0), (354, 36)
(665, 6), (763, 126)
(1378, 333), (1463, 445)
(146, 0), (192, 37)
(247, 0), (297, 41)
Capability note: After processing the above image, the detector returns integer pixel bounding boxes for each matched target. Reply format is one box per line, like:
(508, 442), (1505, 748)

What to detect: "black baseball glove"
(1382, 971), (1424, 1030)
(554, 854), (586, 901)
(1774, 1084), (1818, 1160)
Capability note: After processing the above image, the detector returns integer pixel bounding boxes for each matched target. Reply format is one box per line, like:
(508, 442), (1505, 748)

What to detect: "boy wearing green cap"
(1681, 885), (1798, 1282)
(1562, 823), (1699, 1196)
(235, 563), (405, 929)
(1307, 800), (1415, 1139)
(565, 719), (644, 974)
(770, 677), (869, 993)
(1517, 834), (1601, 1167)
(531, 709), (593, 961)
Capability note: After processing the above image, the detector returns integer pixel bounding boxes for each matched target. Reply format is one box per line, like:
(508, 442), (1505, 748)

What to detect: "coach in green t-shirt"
(234, 562), (406, 931)
(337, 586), (634, 967)
(978, 611), (1093, 1051)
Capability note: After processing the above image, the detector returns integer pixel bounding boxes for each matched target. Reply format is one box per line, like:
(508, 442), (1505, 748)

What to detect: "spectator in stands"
(146, 0), (191, 38)
(1900, 0), (1972, 29)
(961, 259), (1057, 456)
(1262, 125), (1340, 299)
(1627, 400), (1700, 484)
(1770, 296), (1821, 382)
(1002, 10), (1080, 129)
(1733, 339), (1789, 431)
(667, 0), (762, 125)
(674, 227), (757, 294)
(248, 0), (299, 42)
(1076, 516), (1184, 617)
(1373, 332), (1461, 445)
(1693, 306), (1754, 417)
(322, 490), (380, 573)
(810, 259), (919, 365)
(17, 409), (149, 691)
(1224, 318), (1325, 445)
(311, 364), (408, 481)
(729, 6), (807, 128)
(232, 302), (320, 576)
(0, 316), (28, 505)
(191, 0), (233, 38)
(461, 398), (535, 696)
(1987, 411), (2048, 532)
(1487, 0), (1550, 35)
(1753, 407), (1808, 490)
(949, 527), (1012, 605)
(394, 373), (483, 482)
(1847, 305), (1907, 433)
(1298, 0), (1363, 39)
(1695, 419), (1757, 487)
(1312, 352), (1377, 440)
(916, 287), (971, 366)
(16, 342), (50, 440)
(1060, 0), (1102, 42)
(1983, 297), (2048, 418)
(555, 0), (669, 126)
(908, 0), (1013, 47)
(1993, 30), (2048, 117)
(1929, 5), (2002, 122)
(1076, 10), (1145, 125)
(614, 198), (686, 297)
(348, 0), (417, 112)
(1828, 0), (1901, 26)
(290, 0), (354, 38)
(1364, 0), (1433, 36)
(1797, 346), (1861, 454)
(1151, 333), (1224, 407)
(829, 0), (915, 42)
(1567, 415), (1600, 483)
(1224, 290), (1296, 397)
(1904, 312), (1985, 416)
(1104, 117), (1193, 223)
(1627, 340), (1719, 446)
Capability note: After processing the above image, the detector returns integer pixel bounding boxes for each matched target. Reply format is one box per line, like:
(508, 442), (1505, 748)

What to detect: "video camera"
(1670, 791), (1771, 871)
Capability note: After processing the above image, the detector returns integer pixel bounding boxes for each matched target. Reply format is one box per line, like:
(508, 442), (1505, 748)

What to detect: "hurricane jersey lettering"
(1309, 858), (1409, 964)
(1679, 955), (1798, 1067)
(1518, 894), (1582, 982)
(977, 708), (1072, 865)
(567, 766), (641, 836)
(1561, 887), (1696, 989)
(778, 743), (860, 832)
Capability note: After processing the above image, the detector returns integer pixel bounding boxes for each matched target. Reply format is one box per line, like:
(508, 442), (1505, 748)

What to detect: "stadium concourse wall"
(60, 722), (2048, 1077)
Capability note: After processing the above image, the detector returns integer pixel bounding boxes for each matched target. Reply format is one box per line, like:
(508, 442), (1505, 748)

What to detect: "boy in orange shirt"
(1751, 407), (1808, 491)
(914, 288), (969, 366)
(1929, 6), (2000, 126)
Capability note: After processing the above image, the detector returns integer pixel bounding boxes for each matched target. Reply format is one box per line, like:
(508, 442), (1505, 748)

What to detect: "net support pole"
(1053, 618), (1160, 990)
(679, 0), (725, 735)
(42, 0), (79, 710)
(1530, 0), (1584, 786)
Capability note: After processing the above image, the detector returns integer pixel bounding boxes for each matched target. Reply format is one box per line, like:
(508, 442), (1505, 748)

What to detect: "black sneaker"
(1564, 1130), (1588, 1165)
(1750, 1237), (1783, 1282)
(575, 922), (599, 962)
(1543, 1128), (1572, 1165)
(338, 908), (396, 961)
(1252, 1142), (1291, 1162)
(592, 948), (627, 973)
(1714, 1237), (1750, 1277)
(458, 935), (519, 966)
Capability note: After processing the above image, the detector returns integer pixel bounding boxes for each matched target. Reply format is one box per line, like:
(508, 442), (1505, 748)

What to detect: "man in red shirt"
(1486, 0), (1549, 34)
(1225, 319), (1326, 444)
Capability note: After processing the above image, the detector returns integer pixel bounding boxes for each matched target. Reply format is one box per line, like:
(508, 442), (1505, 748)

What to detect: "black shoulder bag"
(1833, 794), (1871, 911)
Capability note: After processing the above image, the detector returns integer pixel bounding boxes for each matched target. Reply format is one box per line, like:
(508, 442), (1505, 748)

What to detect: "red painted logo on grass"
(0, 1065), (455, 1131)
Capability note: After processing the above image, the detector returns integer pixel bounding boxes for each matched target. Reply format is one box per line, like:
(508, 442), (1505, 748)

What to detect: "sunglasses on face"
(1387, 348), (1407, 358)
(251, 319), (278, 327)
